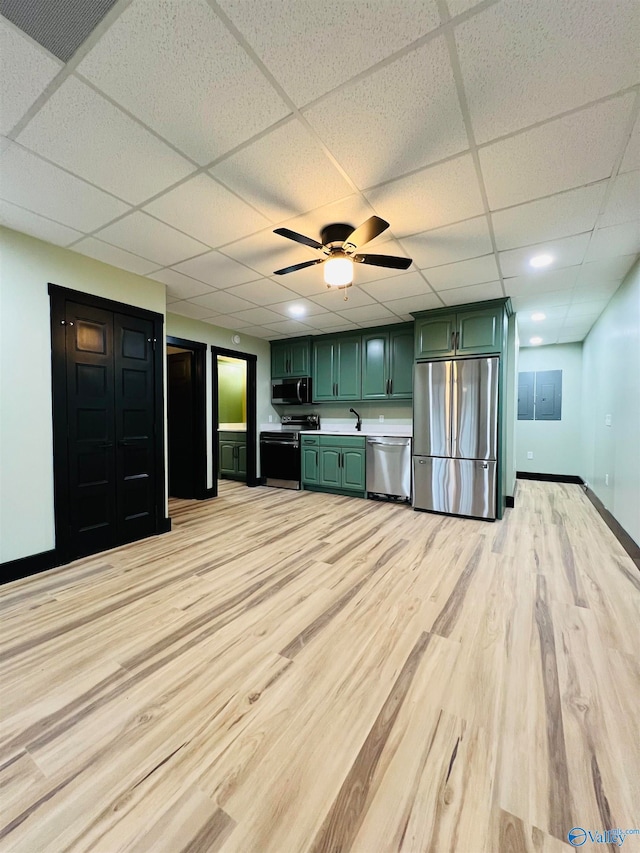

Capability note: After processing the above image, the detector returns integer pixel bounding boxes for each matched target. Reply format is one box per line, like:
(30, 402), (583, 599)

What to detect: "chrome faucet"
(349, 408), (362, 431)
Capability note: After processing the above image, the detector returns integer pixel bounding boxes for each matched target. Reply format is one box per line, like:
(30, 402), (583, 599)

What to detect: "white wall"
(515, 342), (584, 477)
(581, 259), (639, 546)
(0, 226), (274, 563)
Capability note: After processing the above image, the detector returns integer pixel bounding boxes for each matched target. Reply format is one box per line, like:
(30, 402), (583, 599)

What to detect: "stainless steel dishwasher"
(366, 436), (412, 501)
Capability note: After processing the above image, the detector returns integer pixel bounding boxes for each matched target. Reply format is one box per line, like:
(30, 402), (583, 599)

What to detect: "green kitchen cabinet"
(414, 302), (505, 359)
(301, 436), (319, 485)
(218, 431), (246, 480)
(319, 447), (342, 487)
(312, 336), (361, 401)
(304, 435), (366, 495)
(271, 338), (310, 378)
(341, 447), (366, 490)
(362, 326), (413, 399)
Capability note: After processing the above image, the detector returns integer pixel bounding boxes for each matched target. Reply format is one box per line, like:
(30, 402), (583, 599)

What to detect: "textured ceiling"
(1, 0), (639, 347)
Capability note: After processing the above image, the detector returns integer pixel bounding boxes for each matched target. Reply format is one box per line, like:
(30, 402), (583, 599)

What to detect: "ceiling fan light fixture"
(324, 255), (353, 287)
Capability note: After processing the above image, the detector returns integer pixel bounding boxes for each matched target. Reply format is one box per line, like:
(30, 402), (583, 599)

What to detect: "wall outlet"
(605, 473), (609, 486)
(379, 414), (384, 422)
(527, 451), (533, 459)
(268, 415), (272, 423)
(605, 414), (612, 427)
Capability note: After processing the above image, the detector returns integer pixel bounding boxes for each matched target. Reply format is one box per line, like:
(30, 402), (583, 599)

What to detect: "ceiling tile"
(146, 268), (216, 300)
(309, 287), (375, 310)
(439, 281), (503, 306)
(366, 154), (485, 237)
(72, 236), (158, 274)
(236, 326), (274, 339)
(584, 221), (640, 262)
(143, 174), (270, 248)
(211, 119), (353, 222)
(360, 271), (434, 302)
(620, 115), (640, 174)
(269, 299), (329, 318)
(571, 281), (621, 304)
(217, 0), (440, 106)
(17, 76), (194, 205)
(599, 171), (640, 228)
(504, 267), (580, 299)
(337, 304), (396, 323)
(76, 0), (290, 164)
(263, 319), (315, 335)
(188, 290), (256, 314)
(561, 318), (597, 336)
(446, 0), (484, 15)
(173, 251), (261, 288)
(227, 307), (283, 326)
(514, 304), (569, 323)
(565, 299), (610, 319)
(304, 36), (467, 188)
(479, 95), (634, 209)
(0, 19), (62, 135)
(556, 334), (584, 344)
(0, 140), (130, 231)
(455, 0), (640, 144)
(301, 312), (351, 329)
(223, 279), (300, 306)
(348, 240), (414, 285)
(384, 293), (444, 316)
(399, 216), (493, 269)
(168, 301), (218, 320)
(574, 255), (637, 287)
(95, 211), (209, 265)
(425, 254), (500, 290)
(499, 233), (591, 278)
(511, 290), (573, 312)
(0, 199), (82, 246)
(492, 183), (607, 251)
(209, 316), (251, 330)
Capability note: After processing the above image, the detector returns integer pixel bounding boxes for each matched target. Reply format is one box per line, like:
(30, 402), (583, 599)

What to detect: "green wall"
(218, 359), (246, 424)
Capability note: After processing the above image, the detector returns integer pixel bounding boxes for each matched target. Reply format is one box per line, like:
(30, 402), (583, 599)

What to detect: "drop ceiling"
(1, 0), (638, 347)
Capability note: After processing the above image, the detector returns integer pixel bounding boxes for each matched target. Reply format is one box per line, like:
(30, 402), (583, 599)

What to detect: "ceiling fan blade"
(342, 216), (389, 251)
(354, 253), (412, 270)
(274, 227), (324, 250)
(273, 258), (324, 276)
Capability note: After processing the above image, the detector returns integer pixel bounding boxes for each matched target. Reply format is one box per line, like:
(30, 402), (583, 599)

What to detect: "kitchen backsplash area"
(269, 400), (413, 434)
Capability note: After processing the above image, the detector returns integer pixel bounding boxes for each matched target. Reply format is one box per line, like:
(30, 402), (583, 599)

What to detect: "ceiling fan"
(272, 215), (412, 289)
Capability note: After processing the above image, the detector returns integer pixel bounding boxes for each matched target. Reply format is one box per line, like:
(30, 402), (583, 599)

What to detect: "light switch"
(605, 414), (612, 426)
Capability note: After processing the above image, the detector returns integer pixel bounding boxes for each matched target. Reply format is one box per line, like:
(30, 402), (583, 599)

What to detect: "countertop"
(298, 430), (412, 439)
(260, 424), (412, 437)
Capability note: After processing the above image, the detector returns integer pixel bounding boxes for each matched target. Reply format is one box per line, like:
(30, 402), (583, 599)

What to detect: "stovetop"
(261, 413), (320, 441)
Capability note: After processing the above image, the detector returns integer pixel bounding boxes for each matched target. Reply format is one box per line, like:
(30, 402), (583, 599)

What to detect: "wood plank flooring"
(0, 480), (638, 852)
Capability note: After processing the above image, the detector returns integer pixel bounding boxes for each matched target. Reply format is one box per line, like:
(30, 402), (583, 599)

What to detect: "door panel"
(415, 315), (456, 359)
(66, 303), (117, 557)
(413, 361), (452, 458)
(167, 352), (195, 498)
(362, 334), (387, 399)
(452, 357), (498, 461)
(219, 441), (236, 476)
(302, 447), (319, 484)
(319, 448), (341, 487)
(114, 314), (157, 542)
(389, 329), (413, 397)
(342, 448), (365, 491)
(289, 340), (309, 376)
(336, 337), (361, 400)
(237, 442), (247, 477)
(313, 340), (335, 400)
(413, 457), (496, 519)
(456, 307), (501, 354)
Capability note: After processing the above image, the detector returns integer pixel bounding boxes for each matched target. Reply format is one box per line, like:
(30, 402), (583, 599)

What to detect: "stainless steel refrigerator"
(413, 357), (499, 519)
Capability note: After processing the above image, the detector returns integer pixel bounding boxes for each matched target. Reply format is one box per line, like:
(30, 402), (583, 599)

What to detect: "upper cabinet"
(313, 336), (361, 401)
(362, 327), (413, 400)
(271, 337), (310, 378)
(414, 302), (507, 360)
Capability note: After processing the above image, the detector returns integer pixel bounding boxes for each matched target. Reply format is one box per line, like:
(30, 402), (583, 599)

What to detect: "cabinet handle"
(389, 378), (393, 395)
(451, 331), (455, 350)
(455, 331), (460, 349)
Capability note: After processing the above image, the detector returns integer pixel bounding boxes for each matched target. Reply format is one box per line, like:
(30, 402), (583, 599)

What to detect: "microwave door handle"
(296, 378), (302, 404)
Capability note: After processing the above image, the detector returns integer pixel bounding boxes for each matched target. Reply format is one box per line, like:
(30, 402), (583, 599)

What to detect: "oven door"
(271, 377), (311, 405)
(260, 436), (301, 489)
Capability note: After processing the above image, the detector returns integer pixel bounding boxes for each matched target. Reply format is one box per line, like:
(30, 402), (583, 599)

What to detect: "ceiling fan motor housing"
(320, 223), (354, 249)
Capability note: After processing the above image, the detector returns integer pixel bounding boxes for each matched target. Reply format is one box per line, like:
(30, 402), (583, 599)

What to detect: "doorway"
(211, 346), (258, 492)
(49, 285), (166, 563)
(166, 337), (208, 499)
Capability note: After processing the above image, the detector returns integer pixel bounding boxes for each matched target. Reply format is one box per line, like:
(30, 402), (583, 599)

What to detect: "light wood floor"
(1, 481), (638, 852)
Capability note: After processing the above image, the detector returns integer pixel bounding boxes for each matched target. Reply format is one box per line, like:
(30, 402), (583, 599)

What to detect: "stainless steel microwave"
(271, 377), (312, 405)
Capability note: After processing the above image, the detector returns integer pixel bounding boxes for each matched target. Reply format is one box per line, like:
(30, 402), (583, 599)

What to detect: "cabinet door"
(219, 441), (236, 476)
(456, 306), (502, 355)
(362, 333), (388, 399)
(271, 342), (289, 378)
(302, 447), (319, 484)
(319, 447), (341, 487)
(289, 340), (310, 376)
(313, 340), (336, 400)
(415, 315), (456, 359)
(342, 448), (366, 491)
(236, 442), (247, 477)
(336, 337), (361, 400)
(388, 329), (413, 398)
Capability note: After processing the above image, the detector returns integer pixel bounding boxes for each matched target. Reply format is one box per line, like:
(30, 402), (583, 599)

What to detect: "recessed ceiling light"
(529, 336), (543, 345)
(531, 312), (546, 321)
(529, 254), (554, 269)
(288, 304), (306, 317)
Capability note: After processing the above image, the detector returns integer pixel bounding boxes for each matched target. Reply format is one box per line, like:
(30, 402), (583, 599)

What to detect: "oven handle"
(260, 439), (299, 447)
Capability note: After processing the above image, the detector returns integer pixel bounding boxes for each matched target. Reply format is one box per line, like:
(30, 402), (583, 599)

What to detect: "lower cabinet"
(219, 431), (246, 480)
(301, 435), (365, 496)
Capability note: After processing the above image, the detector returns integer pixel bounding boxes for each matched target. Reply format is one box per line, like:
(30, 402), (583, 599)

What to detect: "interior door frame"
(211, 345), (259, 492)
(166, 336), (208, 500)
(49, 284), (167, 565)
